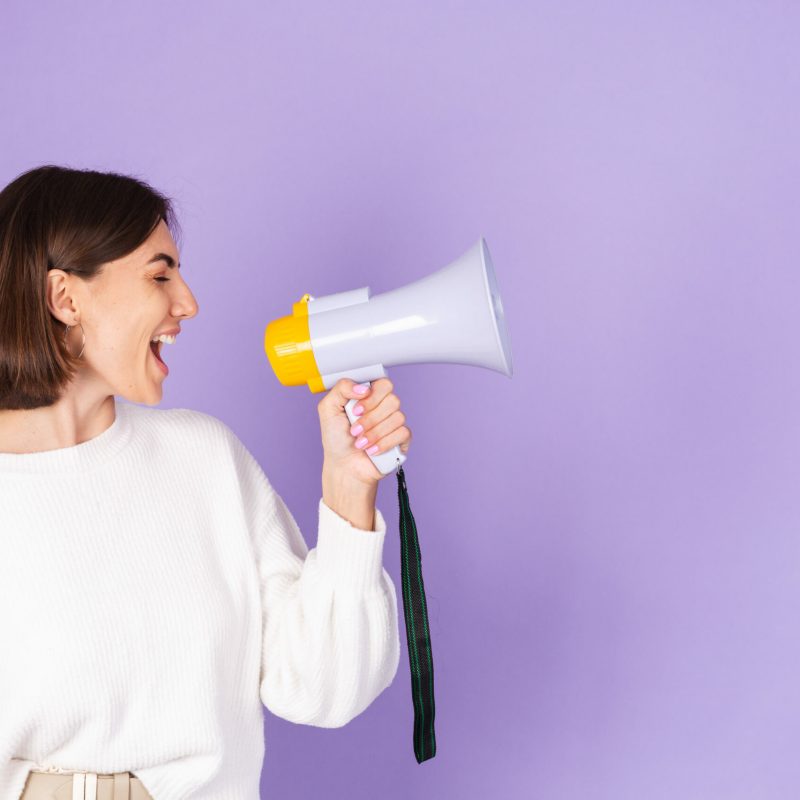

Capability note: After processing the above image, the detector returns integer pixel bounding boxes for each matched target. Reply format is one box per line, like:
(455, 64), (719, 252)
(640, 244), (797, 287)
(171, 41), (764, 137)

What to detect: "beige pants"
(20, 770), (154, 800)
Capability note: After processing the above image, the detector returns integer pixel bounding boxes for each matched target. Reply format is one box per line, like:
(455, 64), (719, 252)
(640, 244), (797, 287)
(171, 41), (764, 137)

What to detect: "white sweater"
(0, 398), (400, 799)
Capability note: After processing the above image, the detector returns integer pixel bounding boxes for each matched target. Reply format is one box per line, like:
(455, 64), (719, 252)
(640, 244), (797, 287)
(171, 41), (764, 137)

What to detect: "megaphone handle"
(344, 381), (407, 476)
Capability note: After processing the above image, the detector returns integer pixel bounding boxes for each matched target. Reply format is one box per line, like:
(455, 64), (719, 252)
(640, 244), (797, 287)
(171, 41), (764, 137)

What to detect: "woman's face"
(51, 219), (199, 405)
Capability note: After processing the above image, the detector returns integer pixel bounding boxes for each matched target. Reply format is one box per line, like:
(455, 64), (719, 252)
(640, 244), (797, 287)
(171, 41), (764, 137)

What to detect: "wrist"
(322, 461), (378, 531)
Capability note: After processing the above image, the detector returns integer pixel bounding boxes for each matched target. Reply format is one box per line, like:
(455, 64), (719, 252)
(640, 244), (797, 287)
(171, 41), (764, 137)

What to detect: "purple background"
(2, 2), (798, 797)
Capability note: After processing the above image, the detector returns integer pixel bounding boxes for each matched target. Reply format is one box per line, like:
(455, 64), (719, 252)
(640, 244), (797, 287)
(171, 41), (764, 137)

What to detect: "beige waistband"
(22, 770), (153, 800)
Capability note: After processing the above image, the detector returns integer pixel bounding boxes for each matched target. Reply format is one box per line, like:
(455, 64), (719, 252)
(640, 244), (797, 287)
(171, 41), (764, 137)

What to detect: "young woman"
(0, 165), (409, 800)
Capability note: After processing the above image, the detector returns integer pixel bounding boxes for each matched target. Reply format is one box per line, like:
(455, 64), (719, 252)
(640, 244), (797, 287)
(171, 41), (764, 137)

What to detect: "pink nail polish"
(354, 383), (368, 395)
(350, 423), (363, 436)
(355, 436), (368, 448)
(366, 444), (379, 455)
(353, 404), (364, 416)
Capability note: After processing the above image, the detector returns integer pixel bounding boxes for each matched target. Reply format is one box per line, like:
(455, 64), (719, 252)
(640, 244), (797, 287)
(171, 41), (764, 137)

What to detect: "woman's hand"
(318, 377), (412, 487)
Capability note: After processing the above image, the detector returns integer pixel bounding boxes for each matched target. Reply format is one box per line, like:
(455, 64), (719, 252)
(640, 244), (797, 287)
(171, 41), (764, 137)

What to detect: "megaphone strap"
(396, 465), (437, 763)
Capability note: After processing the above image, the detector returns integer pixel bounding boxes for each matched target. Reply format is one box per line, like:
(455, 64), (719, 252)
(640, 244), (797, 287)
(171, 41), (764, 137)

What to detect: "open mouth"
(149, 340), (169, 374)
(149, 340), (165, 364)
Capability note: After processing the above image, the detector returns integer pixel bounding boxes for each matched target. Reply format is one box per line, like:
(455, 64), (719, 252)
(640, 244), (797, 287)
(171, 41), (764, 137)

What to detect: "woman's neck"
(0, 393), (116, 454)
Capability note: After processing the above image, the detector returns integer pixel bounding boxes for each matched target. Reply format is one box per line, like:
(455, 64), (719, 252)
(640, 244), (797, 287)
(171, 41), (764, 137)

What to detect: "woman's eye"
(155, 277), (170, 282)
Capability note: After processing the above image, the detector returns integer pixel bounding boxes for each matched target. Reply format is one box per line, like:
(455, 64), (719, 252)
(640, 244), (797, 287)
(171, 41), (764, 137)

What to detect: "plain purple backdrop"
(2, 2), (798, 798)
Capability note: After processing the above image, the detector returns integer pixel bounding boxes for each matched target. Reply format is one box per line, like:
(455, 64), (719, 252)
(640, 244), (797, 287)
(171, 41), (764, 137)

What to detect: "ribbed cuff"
(316, 497), (388, 591)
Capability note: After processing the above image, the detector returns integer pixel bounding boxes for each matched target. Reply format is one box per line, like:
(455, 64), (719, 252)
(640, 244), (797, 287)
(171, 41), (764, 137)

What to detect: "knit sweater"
(0, 398), (401, 800)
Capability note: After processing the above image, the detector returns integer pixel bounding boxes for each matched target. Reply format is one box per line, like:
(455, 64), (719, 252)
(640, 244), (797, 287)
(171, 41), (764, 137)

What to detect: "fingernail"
(366, 444), (379, 455)
(350, 423), (363, 436)
(354, 383), (369, 395)
(353, 404), (364, 416)
(355, 436), (369, 449)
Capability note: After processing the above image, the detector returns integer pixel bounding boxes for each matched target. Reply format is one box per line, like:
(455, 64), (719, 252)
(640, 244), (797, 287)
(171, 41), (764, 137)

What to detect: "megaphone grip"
(344, 381), (407, 475)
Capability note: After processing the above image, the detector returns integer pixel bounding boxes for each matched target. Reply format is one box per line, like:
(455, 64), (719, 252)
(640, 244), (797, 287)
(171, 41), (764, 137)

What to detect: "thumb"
(318, 378), (371, 415)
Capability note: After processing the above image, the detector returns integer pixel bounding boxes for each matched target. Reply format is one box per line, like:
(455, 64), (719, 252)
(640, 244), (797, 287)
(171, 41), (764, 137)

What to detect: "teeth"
(150, 334), (176, 344)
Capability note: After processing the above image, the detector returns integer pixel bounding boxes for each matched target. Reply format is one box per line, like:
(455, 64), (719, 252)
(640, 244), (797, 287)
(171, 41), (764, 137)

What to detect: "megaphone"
(264, 237), (513, 475)
(263, 237), (513, 764)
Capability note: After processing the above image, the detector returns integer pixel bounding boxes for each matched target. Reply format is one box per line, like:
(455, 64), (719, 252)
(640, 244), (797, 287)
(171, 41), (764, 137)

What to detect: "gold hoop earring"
(64, 322), (86, 359)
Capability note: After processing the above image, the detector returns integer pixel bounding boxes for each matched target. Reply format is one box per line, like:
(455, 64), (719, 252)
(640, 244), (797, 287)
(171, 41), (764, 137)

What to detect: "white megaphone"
(264, 237), (514, 475)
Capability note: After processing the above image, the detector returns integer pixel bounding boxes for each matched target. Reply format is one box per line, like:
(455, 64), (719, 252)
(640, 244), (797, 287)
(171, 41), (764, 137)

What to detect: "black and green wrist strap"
(395, 464), (436, 763)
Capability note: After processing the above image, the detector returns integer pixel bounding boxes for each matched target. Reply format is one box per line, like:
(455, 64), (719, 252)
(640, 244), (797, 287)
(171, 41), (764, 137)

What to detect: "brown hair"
(0, 164), (181, 410)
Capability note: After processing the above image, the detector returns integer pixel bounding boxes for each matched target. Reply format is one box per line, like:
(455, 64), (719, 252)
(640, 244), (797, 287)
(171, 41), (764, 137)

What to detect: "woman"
(0, 165), (410, 800)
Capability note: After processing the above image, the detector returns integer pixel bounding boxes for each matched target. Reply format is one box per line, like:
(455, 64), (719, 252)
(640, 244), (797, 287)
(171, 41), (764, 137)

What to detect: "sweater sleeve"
(228, 431), (401, 728)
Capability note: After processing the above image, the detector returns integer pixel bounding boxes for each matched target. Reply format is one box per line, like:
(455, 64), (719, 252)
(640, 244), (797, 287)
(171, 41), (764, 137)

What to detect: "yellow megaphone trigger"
(263, 293), (325, 392)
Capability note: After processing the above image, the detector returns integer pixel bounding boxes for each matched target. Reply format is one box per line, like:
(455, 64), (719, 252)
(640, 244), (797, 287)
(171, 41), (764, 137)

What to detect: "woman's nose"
(174, 285), (199, 320)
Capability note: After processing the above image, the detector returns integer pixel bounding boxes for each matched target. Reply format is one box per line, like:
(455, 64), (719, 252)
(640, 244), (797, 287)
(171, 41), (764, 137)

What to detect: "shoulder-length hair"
(0, 164), (180, 409)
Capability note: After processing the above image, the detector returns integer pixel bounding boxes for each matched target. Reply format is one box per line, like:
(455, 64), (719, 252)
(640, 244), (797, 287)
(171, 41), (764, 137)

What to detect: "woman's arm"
(256, 483), (400, 728)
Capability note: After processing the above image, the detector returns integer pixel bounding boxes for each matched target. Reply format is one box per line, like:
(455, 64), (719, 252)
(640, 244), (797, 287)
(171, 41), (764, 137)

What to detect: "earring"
(64, 322), (86, 359)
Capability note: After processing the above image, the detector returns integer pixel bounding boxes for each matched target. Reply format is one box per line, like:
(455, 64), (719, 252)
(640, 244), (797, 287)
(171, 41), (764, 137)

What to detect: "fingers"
(347, 377), (412, 456)
(352, 408), (406, 449)
(319, 377), (374, 415)
(360, 377), (393, 407)
(375, 424), (412, 456)
(353, 416), (412, 456)
(350, 387), (400, 434)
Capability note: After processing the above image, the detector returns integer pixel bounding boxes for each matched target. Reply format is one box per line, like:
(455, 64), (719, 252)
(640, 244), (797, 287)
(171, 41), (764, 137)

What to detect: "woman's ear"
(46, 269), (80, 326)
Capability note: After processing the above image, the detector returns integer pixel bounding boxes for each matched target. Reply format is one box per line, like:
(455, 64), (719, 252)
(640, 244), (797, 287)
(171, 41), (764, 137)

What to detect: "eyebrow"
(146, 252), (181, 269)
